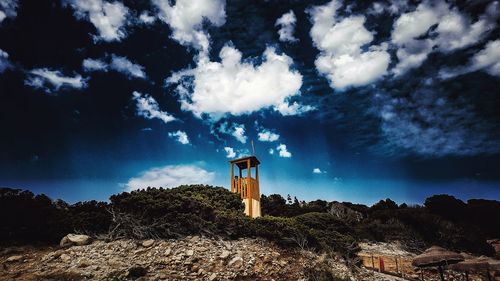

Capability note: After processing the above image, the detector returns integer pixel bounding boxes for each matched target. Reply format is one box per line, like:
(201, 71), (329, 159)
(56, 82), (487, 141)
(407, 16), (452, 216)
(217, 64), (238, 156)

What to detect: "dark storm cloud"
(0, 0), (18, 23)
(304, 0), (500, 161)
(373, 83), (500, 157)
(0, 0), (499, 188)
(0, 0), (192, 180)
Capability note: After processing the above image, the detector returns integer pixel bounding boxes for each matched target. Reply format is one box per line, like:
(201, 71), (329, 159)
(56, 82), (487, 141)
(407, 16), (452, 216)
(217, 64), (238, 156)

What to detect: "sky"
(1, 0), (500, 205)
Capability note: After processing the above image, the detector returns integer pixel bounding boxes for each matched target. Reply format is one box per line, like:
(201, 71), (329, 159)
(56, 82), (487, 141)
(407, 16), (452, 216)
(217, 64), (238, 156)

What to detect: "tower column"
(230, 163), (234, 193)
(247, 159), (252, 217)
(239, 167), (242, 198)
(255, 164), (259, 198)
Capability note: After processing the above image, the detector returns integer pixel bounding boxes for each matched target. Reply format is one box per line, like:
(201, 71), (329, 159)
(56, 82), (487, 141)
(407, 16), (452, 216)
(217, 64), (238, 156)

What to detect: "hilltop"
(1, 185), (499, 280)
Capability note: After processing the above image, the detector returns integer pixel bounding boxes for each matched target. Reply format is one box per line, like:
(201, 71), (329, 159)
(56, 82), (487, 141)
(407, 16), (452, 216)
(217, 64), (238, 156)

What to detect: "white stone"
(142, 239), (155, 247)
(60, 234), (91, 247)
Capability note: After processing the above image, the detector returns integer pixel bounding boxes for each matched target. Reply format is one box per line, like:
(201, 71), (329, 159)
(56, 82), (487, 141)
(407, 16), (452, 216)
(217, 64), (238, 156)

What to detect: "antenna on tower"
(251, 140), (255, 156)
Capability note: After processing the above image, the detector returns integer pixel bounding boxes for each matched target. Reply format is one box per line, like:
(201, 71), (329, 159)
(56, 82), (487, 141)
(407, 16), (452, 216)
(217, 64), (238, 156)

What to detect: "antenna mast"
(251, 140), (255, 156)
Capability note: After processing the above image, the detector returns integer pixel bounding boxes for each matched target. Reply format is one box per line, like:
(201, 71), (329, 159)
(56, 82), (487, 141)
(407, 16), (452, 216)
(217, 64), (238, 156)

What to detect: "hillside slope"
(1, 235), (380, 281)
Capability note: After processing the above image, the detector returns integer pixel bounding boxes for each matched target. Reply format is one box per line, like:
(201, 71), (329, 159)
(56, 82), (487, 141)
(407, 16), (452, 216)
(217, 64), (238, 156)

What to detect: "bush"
(107, 185), (246, 239)
(0, 188), (70, 244)
(68, 200), (111, 235)
(1, 185), (497, 257)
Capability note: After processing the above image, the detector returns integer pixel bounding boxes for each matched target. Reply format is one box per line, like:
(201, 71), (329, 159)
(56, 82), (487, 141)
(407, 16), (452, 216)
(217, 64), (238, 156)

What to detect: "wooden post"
(230, 163), (234, 193)
(247, 159), (252, 217)
(395, 257), (399, 274)
(486, 269), (492, 281)
(438, 265), (445, 281)
(255, 164), (259, 197)
(238, 167), (243, 199)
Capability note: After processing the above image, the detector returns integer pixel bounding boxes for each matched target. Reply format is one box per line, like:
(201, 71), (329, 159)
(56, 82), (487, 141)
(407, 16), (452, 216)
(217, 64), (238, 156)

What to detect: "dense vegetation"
(1, 186), (498, 258)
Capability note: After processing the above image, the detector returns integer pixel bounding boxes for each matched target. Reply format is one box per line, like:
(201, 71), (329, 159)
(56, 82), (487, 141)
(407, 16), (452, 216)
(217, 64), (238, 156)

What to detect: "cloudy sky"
(1, 0), (499, 205)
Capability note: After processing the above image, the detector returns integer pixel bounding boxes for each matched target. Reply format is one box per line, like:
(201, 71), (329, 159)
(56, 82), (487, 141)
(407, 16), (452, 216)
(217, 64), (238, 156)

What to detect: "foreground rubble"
(1, 235), (360, 281)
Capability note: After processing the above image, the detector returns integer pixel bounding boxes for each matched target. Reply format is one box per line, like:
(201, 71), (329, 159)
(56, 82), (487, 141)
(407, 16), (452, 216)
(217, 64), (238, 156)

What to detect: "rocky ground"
(0, 235), (400, 281)
(2, 236), (497, 281)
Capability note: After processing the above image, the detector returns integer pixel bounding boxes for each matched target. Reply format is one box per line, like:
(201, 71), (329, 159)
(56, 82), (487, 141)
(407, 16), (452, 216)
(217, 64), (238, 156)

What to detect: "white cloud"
(82, 55), (146, 79)
(109, 55), (146, 79)
(392, 39), (434, 76)
(390, 1), (449, 75)
(132, 91), (176, 124)
(139, 11), (155, 24)
(308, 1), (390, 90)
(434, 9), (495, 52)
(224, 147), (236, 158)
(391, 2), (444, 46)
(257, 129), (280, 142)
(65, 0), (129, 42)
(274, 101), (315, 116)
(125, 164), (215, 191)
(168, 130), (190, 144)
(440, 40), (500, 79)
(215, 121), (248, 143)
(268, 148), (274, 155)
(232, 125), (247, 144)
(275, 10), (298, 43)
(313, 168), (326, 174)
(0, 0), (18, 23)
(167, 45), (308, 120)
(276, 143), (292, 158)
(368, 2), (386, 16)
(0, 49), (11, 73)
(367, 1), (409, 16)
(391, 0), (498, 75)
(24, 68), (87, 93)
(83, 58), (108, 72)
(153, 0), (225, 52)
(223, 146), (249, 158)
(469, 40), (500, 76)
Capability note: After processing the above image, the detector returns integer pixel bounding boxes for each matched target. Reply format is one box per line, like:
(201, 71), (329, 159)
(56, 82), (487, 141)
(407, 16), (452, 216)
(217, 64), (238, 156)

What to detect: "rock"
(78, 259), (91, 268)
(228, 256), (243, 268)
(60, 234), (91, 247)
(219, 250), (231, 259)
(60, 254), (71, 262)
(142, 239), (155, 248)
(487, 239), (500, 258)
(5, 255), (23, 262)
(0, 235), (360, 281)
(128, 266), (147, 278)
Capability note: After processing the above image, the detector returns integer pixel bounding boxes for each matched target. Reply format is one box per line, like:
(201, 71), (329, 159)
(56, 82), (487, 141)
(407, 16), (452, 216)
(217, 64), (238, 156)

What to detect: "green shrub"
(1, 185), (497, 257)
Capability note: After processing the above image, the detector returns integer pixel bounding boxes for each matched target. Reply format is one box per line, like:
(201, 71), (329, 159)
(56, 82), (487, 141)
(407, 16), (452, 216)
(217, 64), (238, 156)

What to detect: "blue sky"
(0, 0), (499, 205)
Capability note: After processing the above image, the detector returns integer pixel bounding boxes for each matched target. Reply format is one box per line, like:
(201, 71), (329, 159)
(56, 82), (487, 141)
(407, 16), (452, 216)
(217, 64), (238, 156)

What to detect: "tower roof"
(229, 155), (260, 169)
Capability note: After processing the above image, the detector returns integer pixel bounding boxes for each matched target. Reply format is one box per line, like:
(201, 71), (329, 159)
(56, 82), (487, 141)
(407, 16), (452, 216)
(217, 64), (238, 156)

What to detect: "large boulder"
(5, 255), (23, 262)
(487, 239), (500, 258)
(60, 234), (92, 247)
(141, 239), (155, 248)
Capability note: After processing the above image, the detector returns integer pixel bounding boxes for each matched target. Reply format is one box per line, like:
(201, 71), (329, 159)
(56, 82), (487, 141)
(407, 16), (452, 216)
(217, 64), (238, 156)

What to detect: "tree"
(425, 195), (466, 220)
